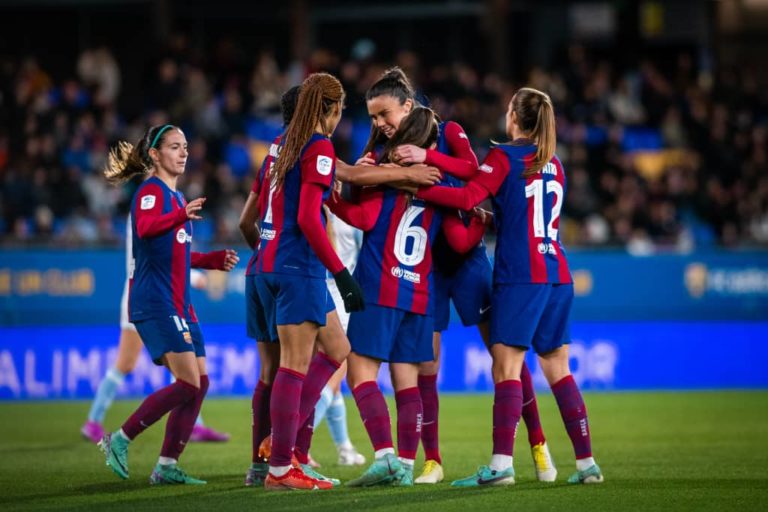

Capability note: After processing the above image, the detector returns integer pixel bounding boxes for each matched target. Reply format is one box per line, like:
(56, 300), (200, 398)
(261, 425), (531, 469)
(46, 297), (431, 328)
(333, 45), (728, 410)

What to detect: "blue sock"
(326, 391), (350, 446)
(88, 368), (125, 423)
(313, 386), (334, 430)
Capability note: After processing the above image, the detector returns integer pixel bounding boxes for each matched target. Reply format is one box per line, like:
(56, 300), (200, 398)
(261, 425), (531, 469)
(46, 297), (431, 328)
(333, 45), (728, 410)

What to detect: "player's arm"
(192, 250), (239, 271)
(416, 148), (509, 210)
(239, 191), (261, 249)
(326, 187), (384, 231)
(134, 183), (202, 239)
(300, 139), (365, 312)
(441, 213), (486, 254)
(335, 159), (441, 187)
(394, 121), (478, 180)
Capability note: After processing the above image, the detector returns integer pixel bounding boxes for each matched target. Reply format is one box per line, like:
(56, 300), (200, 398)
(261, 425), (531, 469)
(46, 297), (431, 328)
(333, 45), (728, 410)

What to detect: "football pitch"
(1, 391), (767, 511)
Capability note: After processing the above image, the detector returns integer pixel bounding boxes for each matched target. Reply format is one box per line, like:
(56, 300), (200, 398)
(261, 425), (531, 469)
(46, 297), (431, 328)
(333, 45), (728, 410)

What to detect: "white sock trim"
(374, 448), (395, 459)
(269, 465), (291, 477)
(116, 428), (131, 442)
(158, 456), (177, 466)
(576, 456), (596, 471)
(398, 457), (415, 468)
(489, 454), (513, 472)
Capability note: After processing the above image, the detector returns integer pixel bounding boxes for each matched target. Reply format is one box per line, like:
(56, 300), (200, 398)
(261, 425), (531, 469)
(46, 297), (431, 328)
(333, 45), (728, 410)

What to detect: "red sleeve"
(473, 148), (510, 196)
(327, 188), (384, 231)
(298, 182), (345, 274)
(424, 122), (478, 180)
(301, 138), (335, 188)
(191, 250), (227, 270)
(417, 181), (490, 211)
(441, 214), (485, 254)
(134, 183), (188, 239)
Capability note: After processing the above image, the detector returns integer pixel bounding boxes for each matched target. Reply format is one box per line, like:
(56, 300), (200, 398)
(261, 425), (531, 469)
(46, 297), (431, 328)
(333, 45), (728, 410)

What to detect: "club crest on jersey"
(537, 242), (557, 255)
(183, 331), (192, 343)
(141, 195), (156, 210)
(176, 228), (192, 244)
(391, 266), (421, 284)
(317, 155), (333, 176)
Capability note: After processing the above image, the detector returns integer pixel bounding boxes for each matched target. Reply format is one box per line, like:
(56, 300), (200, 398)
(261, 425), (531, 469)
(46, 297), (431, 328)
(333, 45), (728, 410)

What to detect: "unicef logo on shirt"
(391, 266), (404, 278)
(176, 228), (191, 244)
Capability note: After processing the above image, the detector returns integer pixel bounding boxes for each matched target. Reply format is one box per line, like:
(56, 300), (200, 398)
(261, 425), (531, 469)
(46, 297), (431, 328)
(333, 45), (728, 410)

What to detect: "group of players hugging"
(86, 66), (604, 491)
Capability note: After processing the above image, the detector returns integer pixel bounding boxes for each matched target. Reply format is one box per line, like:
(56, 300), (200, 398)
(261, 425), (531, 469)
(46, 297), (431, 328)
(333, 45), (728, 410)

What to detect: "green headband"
(149, 125), (174, 149)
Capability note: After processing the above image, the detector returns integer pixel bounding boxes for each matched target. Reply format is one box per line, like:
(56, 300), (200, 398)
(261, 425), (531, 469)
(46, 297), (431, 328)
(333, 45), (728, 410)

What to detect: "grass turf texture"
(1, 392), (767, 511)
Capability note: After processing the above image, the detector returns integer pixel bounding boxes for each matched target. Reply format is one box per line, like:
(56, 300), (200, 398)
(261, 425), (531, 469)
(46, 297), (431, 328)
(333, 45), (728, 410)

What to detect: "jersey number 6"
(394, 205), (428, 266)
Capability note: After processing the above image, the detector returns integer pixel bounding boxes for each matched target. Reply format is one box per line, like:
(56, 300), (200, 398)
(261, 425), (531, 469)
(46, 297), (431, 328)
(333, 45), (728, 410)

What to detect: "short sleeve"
(474, 148), (511, 197)
(301, 138), (336, 188)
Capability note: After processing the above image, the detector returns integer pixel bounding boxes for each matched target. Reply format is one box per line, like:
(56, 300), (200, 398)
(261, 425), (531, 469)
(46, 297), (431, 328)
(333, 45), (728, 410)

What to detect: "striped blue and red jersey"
(245, 135), (282, 276)
(421, 142), (572, 284)
(339, 187), (443, 315)
(478, 143), (571, 284)
(256, 133), (339, 279)
(128, 176), (196, 322)
(429, 121), (487, 276)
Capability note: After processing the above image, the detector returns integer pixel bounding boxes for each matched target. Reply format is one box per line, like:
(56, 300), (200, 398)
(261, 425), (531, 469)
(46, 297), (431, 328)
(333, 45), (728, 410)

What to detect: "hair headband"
(149, 125), (174, 149)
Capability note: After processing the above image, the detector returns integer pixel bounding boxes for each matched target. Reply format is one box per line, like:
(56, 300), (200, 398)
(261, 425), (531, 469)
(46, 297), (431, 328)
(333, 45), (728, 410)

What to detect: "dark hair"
(510, 87), (556, 177)
(362, 67), (416, 156)
(281, 85), (301, 127)
(103, 124), (180, 185)
(381, 107), (438, 164)
(270, 73), (345, 189)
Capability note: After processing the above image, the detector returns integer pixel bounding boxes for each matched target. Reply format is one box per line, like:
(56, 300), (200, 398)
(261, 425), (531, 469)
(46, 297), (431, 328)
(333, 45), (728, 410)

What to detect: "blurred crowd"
(1, 35), (767, 251)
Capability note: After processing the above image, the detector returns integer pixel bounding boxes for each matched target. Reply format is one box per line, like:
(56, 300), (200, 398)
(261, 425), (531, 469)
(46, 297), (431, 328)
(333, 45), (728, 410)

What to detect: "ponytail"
(103, 124), (179, 185)
(510, 87), (556, 177)
(271, 73), (344, 189)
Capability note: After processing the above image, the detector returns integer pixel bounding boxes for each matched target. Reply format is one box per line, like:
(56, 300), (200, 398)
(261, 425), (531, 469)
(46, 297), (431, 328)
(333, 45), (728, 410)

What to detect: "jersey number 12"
(525, 169), (563, 239)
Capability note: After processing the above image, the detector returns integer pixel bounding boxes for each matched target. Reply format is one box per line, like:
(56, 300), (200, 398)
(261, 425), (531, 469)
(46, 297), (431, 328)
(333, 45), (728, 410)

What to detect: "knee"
(419, 360), (439, 376)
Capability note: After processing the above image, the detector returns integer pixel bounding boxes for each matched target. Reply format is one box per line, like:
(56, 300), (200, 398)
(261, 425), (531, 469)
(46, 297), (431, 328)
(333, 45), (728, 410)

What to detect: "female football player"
(418, 87), (604, 486)
(98, 124), (238, 485)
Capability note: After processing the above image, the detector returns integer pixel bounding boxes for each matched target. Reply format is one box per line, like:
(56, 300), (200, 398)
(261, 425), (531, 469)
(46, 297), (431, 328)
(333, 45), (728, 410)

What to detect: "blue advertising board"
(1, 321), (766, 399)
(1, 249), (767, 325)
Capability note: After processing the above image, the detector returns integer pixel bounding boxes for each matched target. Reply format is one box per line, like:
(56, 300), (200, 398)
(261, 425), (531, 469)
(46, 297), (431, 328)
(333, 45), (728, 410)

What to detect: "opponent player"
(329, 107), (486, 487)
(80, 219), (229, 445)
(254, 73), (365, 491)
(417, 88), (604, 486)
(362, 67), (556, 484)
(98, 124), (238, 485)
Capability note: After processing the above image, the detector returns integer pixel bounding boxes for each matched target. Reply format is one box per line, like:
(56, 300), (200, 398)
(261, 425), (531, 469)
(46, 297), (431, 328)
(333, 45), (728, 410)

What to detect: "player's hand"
(390, 180), (418, 195)
(222, 249), (239, 271)
(408, 164), (441, 186)
(333, 268), (365, 313)
(393, 144), (427, 164)
(472, 207), (494, 225)
(185, 197), (206, 220)
(355, 153), (376, 166)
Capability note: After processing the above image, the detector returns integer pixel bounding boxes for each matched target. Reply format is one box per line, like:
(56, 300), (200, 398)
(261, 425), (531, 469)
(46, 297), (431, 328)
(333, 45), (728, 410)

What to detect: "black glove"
(333, 268), (365, 313)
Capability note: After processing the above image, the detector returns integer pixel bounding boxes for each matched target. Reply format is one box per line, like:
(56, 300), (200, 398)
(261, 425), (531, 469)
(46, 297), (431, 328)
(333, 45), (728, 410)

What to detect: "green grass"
(1, 392), (767, 511)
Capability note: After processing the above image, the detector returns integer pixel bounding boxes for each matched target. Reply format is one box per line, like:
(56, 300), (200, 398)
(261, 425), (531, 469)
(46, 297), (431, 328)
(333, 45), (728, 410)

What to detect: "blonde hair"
(103, 124), (179, 185)
(270, 73), (345, 188)
(510, 87), (556, 177)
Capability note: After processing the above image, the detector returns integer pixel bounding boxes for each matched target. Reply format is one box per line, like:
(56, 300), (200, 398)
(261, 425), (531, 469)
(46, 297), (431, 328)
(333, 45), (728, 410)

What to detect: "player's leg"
(479, 319), (555, 481)
(415, 332), (441, 483)
(99, 319), (199, 481)
(82, 327), (143, 443)
(151, 338), (209, 486)
(246, 341), (279, 486)
(322, 361), (366, 466)
(536, 284), (602, 484)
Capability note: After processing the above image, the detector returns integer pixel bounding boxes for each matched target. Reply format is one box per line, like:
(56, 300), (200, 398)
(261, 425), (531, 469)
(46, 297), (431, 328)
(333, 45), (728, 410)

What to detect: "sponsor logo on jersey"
(141, 195), (156, 210)
(537, 242), (557, 255)
(176, 228), (192, 244)
(479, 164), (493, 173)
(317, 155), (333, 176)
(183, 331), (192, 343)
(260, 228), (276, 241)
(391, 266), (421, 284)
